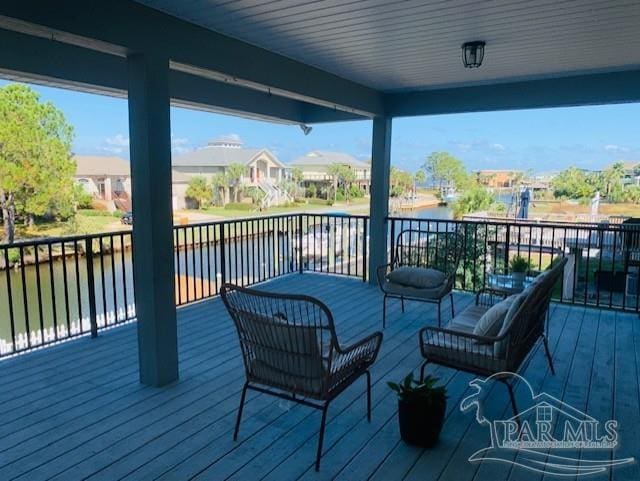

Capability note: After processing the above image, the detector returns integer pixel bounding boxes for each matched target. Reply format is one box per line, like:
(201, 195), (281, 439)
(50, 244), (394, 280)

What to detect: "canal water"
(0, 207), (451, 348)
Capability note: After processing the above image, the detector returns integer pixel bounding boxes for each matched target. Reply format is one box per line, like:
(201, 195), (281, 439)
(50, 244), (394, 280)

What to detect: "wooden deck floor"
(1, 273), (638, 481)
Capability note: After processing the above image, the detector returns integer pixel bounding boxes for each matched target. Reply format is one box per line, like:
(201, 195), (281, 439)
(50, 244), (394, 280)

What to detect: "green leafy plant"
(388, 373), (447, 406)
(509, 255), (532, 273)
(185, 176), (213, 209)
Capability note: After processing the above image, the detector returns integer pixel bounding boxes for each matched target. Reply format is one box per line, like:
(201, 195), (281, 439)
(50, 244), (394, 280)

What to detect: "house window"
(537, 405), (553, 423)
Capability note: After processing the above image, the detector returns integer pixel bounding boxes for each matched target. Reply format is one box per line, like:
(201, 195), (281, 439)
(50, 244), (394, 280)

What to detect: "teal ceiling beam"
(0, 28), (360, 125)
(0, 0), (384, 117)
(386, 70), (640, 117)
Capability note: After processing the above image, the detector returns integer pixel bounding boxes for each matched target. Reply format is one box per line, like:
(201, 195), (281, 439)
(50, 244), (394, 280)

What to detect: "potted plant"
(388, 373), (447, 447)
(509, 255), (531, 289)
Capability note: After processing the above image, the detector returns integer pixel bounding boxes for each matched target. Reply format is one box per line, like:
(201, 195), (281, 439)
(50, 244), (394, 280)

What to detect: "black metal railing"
(3, 212), (640, 358)
(0, 213), (369, 358)
(0, 233), (135, 357)
(387, 216), (640, 312)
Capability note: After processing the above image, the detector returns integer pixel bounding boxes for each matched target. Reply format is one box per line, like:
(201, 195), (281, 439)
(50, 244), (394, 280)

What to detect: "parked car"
(121, 211), (133, 225)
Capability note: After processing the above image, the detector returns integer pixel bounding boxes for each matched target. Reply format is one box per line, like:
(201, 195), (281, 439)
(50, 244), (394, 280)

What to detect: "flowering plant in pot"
(509, 255), (531, 289)
(388, 373), (447, 447)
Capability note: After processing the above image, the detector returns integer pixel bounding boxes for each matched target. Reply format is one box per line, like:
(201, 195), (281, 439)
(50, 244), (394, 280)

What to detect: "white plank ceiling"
(135, 0), (640, 92)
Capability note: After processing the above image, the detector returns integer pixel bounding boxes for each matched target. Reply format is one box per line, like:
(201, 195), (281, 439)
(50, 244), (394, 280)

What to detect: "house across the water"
(74, 155), (190, 211)
(289, 151), (371, 194)
(171, 135), (290, 206)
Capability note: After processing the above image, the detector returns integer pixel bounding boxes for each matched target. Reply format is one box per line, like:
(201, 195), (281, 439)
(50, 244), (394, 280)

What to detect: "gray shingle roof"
(289, 151), (369, 169)
(172, 146), (283, 168)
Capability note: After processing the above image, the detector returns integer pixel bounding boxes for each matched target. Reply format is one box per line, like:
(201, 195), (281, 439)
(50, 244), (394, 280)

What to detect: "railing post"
(504, 225), (511, 273)
(362, 217), (368, 282)
(298, 213), (304, 274)
(390, 217), (396, 262)
(219, 222), (227, 285)
(85, 237), (98, 338)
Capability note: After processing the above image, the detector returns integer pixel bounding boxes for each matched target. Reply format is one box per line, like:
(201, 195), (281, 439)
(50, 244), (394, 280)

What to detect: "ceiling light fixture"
(461, 41), (486, 68)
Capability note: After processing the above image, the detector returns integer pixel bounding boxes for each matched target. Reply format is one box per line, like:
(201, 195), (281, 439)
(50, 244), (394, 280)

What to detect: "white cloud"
(101, 145), (125, 154)
(105, 133), (130, 147)
(101, 134), (130, 155)
(604, 144), (630, 153)
(99, 133), (192, 155)
(171, 135), (190, 154)
(491, 143), (505, 151)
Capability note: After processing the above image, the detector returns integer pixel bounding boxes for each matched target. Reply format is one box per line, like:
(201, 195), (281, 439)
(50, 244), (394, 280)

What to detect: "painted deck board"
(0, 273), (638, 481)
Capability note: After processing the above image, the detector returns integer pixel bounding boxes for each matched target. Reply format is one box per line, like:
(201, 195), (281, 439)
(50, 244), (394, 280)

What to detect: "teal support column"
(368, 117), (392, 284)
(127, 53), (178, 387)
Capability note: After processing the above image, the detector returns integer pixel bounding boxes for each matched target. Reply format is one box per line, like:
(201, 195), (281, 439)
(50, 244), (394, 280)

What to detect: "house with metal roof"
(289, 151), (371, 194)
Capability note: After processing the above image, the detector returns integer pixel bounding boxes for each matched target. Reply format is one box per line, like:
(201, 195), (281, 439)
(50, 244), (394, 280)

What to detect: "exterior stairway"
(113, 191), (132, 211)
(258, 181), (293, 208)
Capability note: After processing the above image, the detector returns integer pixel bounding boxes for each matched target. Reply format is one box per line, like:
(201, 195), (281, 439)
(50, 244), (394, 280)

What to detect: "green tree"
(73, 183), (93, 209)
(327, 163), (342, 203)
(601, 162), (626, 201)
(290, 166), (304, 198)
(623, 185), (640, 203)
(185, 176), (212, 209)
(550, 167), (598, 200)
(327, 163), (356, 203)
(291, 167), (304, 185)
(414, 170), (426, 195)
(422, 151), (469, 193)
(211, 173), (228, 206)
(0, 84), (75, 243)
(390, 167), (413, 197)
(225, 163), (247, 203)
(452, 184), (495, 219)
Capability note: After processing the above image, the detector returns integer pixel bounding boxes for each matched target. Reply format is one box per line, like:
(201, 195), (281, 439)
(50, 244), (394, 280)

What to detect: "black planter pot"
(398, 398), (446, 447)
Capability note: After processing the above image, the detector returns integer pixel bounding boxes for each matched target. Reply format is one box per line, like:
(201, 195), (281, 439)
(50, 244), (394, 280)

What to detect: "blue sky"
(2, 79), (639, 174)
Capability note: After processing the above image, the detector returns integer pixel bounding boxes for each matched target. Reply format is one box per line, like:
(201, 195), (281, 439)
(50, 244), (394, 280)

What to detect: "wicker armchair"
(418, 257), (567, 416)
(377, 228), (463, 328)
(221, 283), (383, 471)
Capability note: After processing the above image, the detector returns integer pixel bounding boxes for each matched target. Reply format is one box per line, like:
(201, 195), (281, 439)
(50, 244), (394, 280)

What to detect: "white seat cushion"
(448, 305), (488, 332)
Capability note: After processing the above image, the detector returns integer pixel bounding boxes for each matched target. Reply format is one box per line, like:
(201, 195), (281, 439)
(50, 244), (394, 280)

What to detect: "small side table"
(485, 273), (535, 296)
(481, 273), (550, 338)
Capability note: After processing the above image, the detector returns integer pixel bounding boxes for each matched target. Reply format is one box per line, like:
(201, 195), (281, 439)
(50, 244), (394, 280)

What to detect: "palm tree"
(603, 162), (626, 198)
(414, 170), (426, 195)
(211, 173), (228, 206)
(225, 163), (247, 203)
(185, 176), (212, 209)
(291, 167), (304, 197)
(342, 166), (356, 203)
(327, 163), (343, 203)
(326, 164), (356, 203)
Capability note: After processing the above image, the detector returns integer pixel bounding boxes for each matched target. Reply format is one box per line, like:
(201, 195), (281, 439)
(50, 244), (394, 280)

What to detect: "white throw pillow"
(494, 292), (528, 357)
(473, 295), (517, 340)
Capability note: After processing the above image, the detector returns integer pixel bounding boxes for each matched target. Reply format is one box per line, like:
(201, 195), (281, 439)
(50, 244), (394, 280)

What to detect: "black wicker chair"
(221, 283), (383, 471)
(377, 228), (463, 328)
